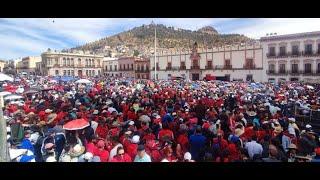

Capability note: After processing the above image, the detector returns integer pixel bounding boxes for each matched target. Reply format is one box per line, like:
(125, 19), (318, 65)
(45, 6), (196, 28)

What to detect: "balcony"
(266, 70), (276, 75)
(205, 65), (213, 70)
(243, 64), (256, 69)
(166, 66), (172, 71)
(289, 70), (302, 76)
(266, 53), (276, 58)
(223, 65), (232, 70)
(302, 70), (314, 76)
(302, 51), (320, 57)
(135, 69), (150, 73)
(180, 66), (186, 70)
(190, 65), (200, 70)
(152, 67), (160, 71)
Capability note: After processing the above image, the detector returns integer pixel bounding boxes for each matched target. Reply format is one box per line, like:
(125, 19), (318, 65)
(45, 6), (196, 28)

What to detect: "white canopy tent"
(75, 79), (92, 84)
(0, 73), (13, 82)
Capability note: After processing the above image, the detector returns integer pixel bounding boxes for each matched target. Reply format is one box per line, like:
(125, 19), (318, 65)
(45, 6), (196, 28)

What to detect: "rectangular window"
(245, 59), (254, 68)
(305, 64), (312, 73)
(279, 64), (286, 73)
(86, 70), (88, 76)
(71, 70), (74, 76)
(291, 64), (298, 73)
(105, 66), (108, 71)
(67, 70), (70, 76)
(269, 47), (275, 56)
(279, 46), (286, 56)
(180, 61), (186, 69)
(92, 71), (95, 76)
(115, 65), (117, 71)
(292, 45), (299, 55)
(167, 62), (172, 69)
(110, 65), (112, 71)
(207, 61), (212, 68)
(268, 64), (275, 73)
(63, 70), (66, 76)
(305, 44), (313, 54)
(55, 70), (59, 75)
(127, 64), (130, 70)
(318, 44), (320, 54)
(131, 64), (134, 70)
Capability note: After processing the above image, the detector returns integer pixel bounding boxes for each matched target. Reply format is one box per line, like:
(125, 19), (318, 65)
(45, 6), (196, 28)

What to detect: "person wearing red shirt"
(158, 123), (174, 143)
(126, 135), (139, 160)
(94, 140), (109, 162)
(110, 147), (132, 162)
(176, 130), (189, 153)
(96, 122), (108, 139)
(142, 129), (156, 142)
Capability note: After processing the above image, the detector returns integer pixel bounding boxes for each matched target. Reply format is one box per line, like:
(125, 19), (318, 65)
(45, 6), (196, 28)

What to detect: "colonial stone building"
(150, 42), (263, 82)
(16, 56), (41, 75)
(41, 50), (104, 77)
(260, 31), (320, 83)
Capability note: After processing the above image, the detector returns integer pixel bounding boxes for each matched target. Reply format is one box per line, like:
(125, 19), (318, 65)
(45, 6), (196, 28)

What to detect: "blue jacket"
(18, 138), (34, 153)
(189, 134), (206, 160)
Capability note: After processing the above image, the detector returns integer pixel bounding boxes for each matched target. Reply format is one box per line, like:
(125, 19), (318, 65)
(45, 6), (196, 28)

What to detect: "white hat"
(161, 159), (169, 162)
(45, 109), (53, 113)
(46, 156), (57, 162)
(92, 110), (99, 115)
(125, 131), (132, 135)
(306, 124), (312, 129)
(128, 121), (135, 126)
(288, 118), (296, 122)
(60, 154), (72, 162)
(84, 152), (94, 160)
(184, 152), (192, 160)
(131, 135), (140, 144)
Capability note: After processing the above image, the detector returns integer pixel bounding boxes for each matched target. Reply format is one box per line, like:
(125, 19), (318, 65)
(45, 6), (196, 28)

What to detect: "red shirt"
(96, 125), (108, 139)
(126, 143), (138, 160)
(86, 142), (98, 154)
(38, 111), (47, 121)
(110, 154), (132, 162)
(143, 133), (156, 142)
(177, 134), (189, 152)
(158, 129), (174, 141)
(95, 148), (109, 162)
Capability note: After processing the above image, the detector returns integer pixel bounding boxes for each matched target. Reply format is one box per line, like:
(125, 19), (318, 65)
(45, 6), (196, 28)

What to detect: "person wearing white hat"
(183, 152), (195, 162)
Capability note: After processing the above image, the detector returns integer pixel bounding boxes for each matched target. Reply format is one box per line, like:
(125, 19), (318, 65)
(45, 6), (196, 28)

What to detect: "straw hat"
(234, 128), (245, 137)
(247, 111), (257, 117)
(70, 144), (85, 157)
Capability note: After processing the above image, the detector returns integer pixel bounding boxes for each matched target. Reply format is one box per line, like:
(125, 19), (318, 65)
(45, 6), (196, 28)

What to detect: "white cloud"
(227, 18), (320, 39)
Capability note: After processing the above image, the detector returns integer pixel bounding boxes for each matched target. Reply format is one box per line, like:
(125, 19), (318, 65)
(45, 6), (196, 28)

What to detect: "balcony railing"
(223, 65), (232, 69)
(289, 70), (301, 75)
(135, 69), (150, 73)
(266, 53), (276, 58)
(166, 66), (172, 70)
(267, 52), (304, 58)
(190, 65), (200, 70)
(205, 65), (213, 69)
(243, 64), (256, 69)
(266, 70), (276, 75)
(180, 66), (186, 70)
(152, 67), (160, 71)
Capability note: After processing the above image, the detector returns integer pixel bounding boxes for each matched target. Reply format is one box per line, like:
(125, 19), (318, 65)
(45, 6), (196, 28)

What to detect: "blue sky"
(1, 18), (320, 60)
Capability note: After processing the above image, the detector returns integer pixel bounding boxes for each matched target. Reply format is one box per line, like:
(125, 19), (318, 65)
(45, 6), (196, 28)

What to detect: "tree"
(133, 50), (139, 57)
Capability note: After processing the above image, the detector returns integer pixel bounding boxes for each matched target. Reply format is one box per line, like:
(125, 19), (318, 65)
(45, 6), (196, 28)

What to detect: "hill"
(71, 24), (252, 57)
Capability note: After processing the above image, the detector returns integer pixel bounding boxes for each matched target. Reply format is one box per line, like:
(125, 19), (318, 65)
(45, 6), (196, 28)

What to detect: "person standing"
(189, 126), (206, 161)
(244, 135), (263, 159)
(134, 145), (152, 162)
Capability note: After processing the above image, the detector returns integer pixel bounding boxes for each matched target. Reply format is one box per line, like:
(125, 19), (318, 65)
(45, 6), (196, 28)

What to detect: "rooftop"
(260, 31), (320, 42)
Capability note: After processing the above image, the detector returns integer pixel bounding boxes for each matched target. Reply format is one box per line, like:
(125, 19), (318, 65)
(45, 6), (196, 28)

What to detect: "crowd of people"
(4, 75), (320, 162)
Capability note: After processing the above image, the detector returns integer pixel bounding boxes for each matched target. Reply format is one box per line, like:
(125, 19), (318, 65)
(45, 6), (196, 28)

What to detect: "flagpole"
(154, 23), (157, 81)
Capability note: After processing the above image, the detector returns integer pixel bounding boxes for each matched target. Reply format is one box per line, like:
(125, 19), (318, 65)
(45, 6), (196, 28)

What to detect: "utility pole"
(0, 95), (9, 162)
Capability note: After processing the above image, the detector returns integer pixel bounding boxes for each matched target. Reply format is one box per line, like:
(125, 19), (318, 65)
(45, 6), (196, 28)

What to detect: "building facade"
(41, 50), (104, 77)
(118, 57), (150, 79)
(260, 31), (320, 83)
(150, 42), (263, 82)
(103, 57), (119, 77)
(16, 56), (41, 75)
(0, 60), (6, 73)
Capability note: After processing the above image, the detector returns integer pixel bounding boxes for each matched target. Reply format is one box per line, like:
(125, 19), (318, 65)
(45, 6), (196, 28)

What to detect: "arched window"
(78, 58), (81, 66)
(317, 63), (320, 73)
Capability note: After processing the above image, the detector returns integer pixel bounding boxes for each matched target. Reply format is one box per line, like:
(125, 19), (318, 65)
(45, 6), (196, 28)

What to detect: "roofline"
(41, 51), (104, 58)
(260, 31), (320, 42)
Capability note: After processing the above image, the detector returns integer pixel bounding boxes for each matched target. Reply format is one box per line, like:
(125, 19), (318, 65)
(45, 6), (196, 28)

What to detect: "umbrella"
(306, 85), (314, 90)
(0, 73), (13, 82)
(0, 91), (12, 96)
(49, 79), (58, 83)
(24, 89), (39, 94)
(4, 95), (24, 101)
(75, 79), (92, 84)
(63, 118), (90, 131)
